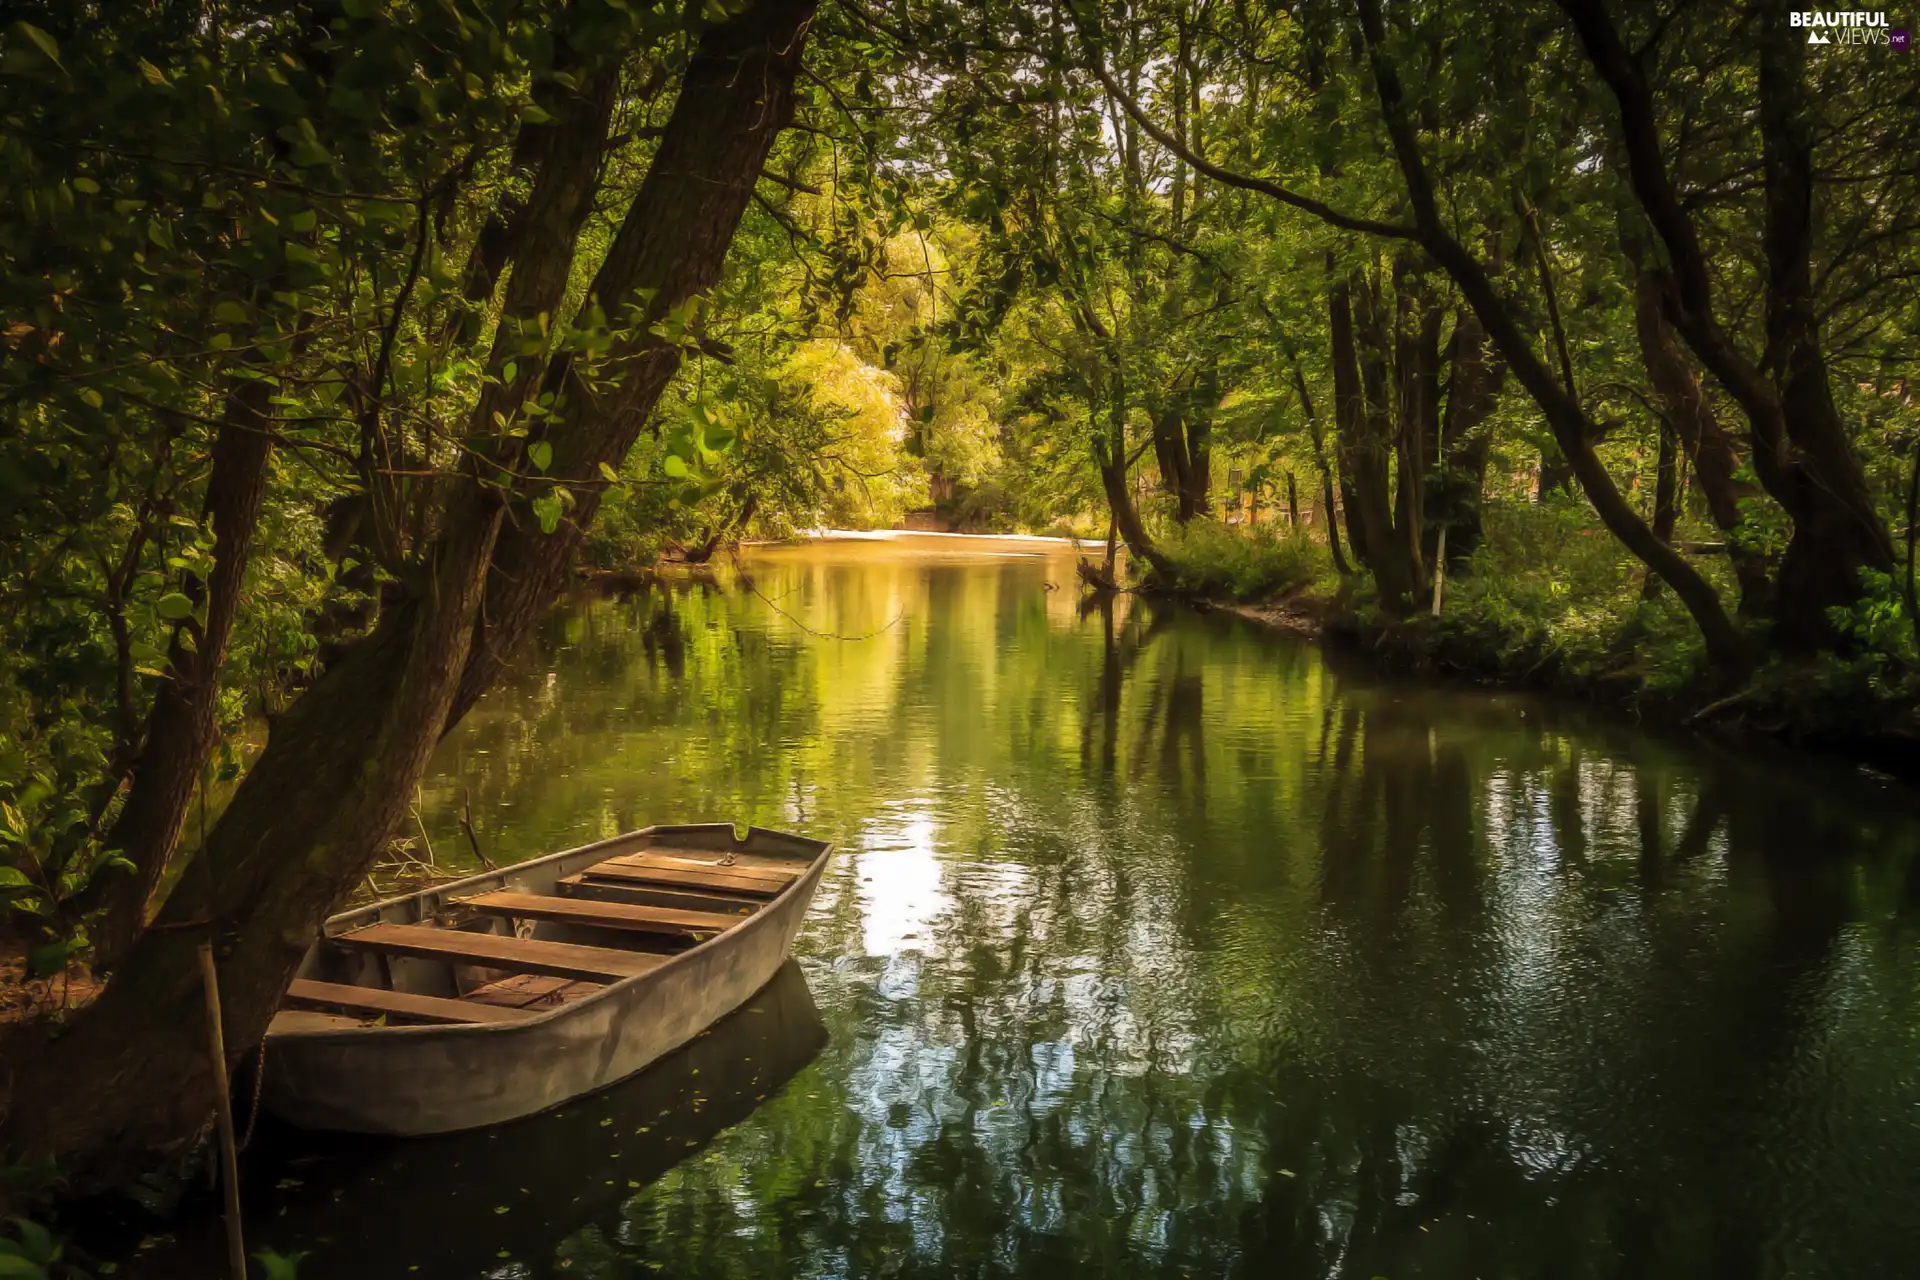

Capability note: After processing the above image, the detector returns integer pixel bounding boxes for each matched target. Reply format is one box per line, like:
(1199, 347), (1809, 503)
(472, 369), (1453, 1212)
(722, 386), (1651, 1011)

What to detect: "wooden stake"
(1431, 525), (1449, 618)
(197, 942), (247, 1280)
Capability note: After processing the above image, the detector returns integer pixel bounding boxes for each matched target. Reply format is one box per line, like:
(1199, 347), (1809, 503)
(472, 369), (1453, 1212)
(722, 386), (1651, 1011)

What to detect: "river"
(128, 535), (1920, 1278)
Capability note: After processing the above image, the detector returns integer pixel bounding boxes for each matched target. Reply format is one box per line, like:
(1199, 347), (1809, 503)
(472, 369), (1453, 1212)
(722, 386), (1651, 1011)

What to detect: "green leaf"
(531, 493), (562, 535)
(661, 453), (689, 479)
(527, 441), (552, 473)
(77, 387), (103, 409)
(252, 1249), (309, 1280)
(0, 1254), (46, 1278)
(0, 868), (30, 889)
(155, 592), (193, 620)
(520, 102), (553, 124)
(10, 21), (62, 72)
(213, 300), (249, 324)
(289, 209), (317, 233)
(71, 176), (99, 195)
(6, 1220), (53, 1264)
(147, 217), (172, 250)
(27, 941), (76, 978)
(597, 462), (621, 484)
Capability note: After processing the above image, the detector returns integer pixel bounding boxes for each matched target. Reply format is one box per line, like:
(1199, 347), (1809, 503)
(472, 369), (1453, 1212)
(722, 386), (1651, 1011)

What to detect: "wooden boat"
(146, 962), (827, 1278)
(261, 822), (830, 1135)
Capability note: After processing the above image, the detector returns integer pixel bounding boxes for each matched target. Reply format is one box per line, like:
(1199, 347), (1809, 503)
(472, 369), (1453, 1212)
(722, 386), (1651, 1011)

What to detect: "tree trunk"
(1180, 358), (1217, 521)
(1559, 0), (1891, 652)
(0, 0), (818, 1186)
(1641, 416), (1678, 601)
(449, 0), (816, 723)
(1632, 266), (1773, 614)
(1754, 24), (1893, 648)
(1358, 0), (1749, 673)
(1289, 354), (1351, 574)
(1150, 366), (1216, 525)
(1392, 254), (1441, 588)
(1434, 305), (1504, 563)
(1152, 405), (1194, 520)
(1093, 373), (1173, 580)
(90, 384), (275, 967)
(1336, 268), (1416, 609)
(1537, 449), (1576, 499)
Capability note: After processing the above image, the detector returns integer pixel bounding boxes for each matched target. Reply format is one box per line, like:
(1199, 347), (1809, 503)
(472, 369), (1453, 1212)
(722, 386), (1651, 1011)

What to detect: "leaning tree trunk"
(450, 2), (818, 719)
(1560, 0), (1891, 653)
(0, 0), (817, 1187)
(1358, 0), (1749, 673)
(1091, 371), (1174, 581)
(90, 382), (275, 967)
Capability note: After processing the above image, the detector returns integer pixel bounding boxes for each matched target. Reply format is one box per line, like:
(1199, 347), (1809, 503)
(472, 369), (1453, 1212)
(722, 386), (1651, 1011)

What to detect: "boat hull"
(262, 824), (828, 1135)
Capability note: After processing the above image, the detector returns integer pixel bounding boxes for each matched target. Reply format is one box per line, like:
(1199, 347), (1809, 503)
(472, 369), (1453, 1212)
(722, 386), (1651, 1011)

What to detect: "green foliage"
(1365, 502), (1711, 697)
(0, 1217), (68, 1279)
(251, 1248), (307, 1280)
(1157, 521), (1322, 604)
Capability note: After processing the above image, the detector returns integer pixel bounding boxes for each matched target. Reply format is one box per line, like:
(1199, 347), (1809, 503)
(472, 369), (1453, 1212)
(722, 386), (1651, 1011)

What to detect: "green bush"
(1156, 521), (1323, 603)
(1356, 501), (1713, 698)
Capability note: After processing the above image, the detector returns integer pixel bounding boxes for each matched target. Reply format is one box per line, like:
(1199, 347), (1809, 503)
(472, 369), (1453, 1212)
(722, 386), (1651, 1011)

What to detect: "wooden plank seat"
(332, 922), (667, 982)
(285, 978), (535, 1026)
(610, 848), (806, 880)
(464, 973), (600, 1010)
(560, 873), (760, 917)
(462, 890), (744, 937)
(578, 857), (787, 899)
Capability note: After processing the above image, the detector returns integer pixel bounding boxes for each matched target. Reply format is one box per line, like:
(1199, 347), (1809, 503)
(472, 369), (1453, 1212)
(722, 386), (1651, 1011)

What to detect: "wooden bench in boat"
(333, 922), (668, 982)
(579, 857), (790, 899)
(285, 978), (536, 1025)
(464, 973), (599, 1010)
(607, 849), (805, 881)
(461, 890), (746, 936)
(559, 873), (759, 917)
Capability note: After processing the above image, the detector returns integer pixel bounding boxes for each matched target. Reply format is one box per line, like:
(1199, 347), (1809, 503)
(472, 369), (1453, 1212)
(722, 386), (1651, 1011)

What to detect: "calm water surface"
(135, 537), (1920, 1278)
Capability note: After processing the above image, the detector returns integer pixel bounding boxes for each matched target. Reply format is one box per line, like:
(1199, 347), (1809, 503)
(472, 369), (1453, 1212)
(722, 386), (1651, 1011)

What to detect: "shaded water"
(134, 537), (1920, 1278)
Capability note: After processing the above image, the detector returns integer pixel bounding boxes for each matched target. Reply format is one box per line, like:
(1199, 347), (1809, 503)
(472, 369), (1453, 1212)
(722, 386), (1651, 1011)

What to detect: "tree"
(0, 0), (820, 1185)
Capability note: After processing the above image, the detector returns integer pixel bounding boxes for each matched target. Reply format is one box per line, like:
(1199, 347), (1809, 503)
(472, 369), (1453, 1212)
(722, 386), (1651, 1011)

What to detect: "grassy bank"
(1159, 507), (1920, 773)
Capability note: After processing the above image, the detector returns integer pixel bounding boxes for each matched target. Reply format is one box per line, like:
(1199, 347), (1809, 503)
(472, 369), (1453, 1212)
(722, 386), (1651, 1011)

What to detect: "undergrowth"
(1155, 520), (1323, 603)
(1410, 502), (1713, 699)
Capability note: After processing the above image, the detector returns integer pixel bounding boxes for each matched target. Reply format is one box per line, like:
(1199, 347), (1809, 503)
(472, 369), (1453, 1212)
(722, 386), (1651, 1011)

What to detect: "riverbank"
(1216, 582), (1920, 783)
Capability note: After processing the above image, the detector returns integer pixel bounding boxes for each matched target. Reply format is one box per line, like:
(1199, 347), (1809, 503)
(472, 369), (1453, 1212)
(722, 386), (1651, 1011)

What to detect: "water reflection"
(128, 537), (1920, 1277)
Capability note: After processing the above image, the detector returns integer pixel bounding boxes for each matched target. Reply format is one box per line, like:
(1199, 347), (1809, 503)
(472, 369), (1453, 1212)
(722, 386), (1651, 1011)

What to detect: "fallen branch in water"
(1684, 686), (1756, 727)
